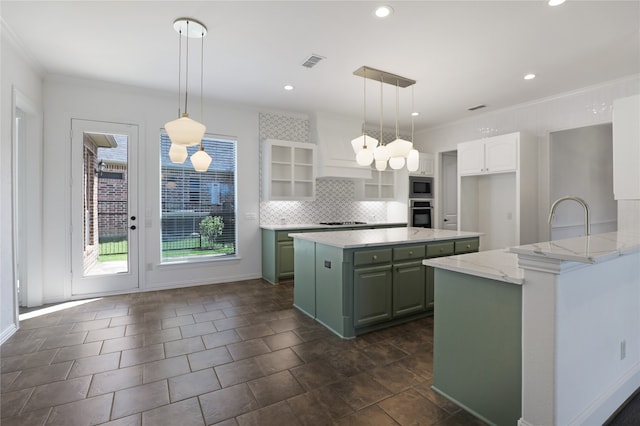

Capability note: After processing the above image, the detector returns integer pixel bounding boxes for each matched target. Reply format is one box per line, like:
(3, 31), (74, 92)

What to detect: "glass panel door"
(71, 119), (139, 295)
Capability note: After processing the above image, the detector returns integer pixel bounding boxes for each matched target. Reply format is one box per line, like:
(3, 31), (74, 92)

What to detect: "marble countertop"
(509, 231), (640, 264)
(289, 227), (482, 249)
(260, 222), (407, 231)
(423, 249), (523, 285)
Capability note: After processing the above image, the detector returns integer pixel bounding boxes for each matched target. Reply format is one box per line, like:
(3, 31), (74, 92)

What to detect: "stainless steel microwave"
(409, 176), (433, 199)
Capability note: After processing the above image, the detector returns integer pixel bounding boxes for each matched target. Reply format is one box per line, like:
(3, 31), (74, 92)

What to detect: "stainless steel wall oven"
(410, 200), (433, 228)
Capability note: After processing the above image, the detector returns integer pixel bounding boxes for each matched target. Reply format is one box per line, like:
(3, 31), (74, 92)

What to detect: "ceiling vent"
(302, 54), (325, 68)
(467, 104), (487, 111)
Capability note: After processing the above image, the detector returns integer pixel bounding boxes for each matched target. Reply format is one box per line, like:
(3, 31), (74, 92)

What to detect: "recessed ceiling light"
(548, 0), (566, 6)
(524, 73), (536, 80)
(411, 112), (420, 117)
(374, 5), (393, 18)
(284, 85), (294, 91)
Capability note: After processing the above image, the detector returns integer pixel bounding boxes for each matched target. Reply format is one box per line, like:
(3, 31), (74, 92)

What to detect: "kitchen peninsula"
(290, 227), (481, 338)
(424, 231), (640, 426)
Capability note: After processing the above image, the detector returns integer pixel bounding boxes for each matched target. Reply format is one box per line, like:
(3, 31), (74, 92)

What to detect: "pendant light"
(165, 19), (207, 147)
(386, 82), (413, 170)
(169, 143), (188, 163)
(351, 68), (378, 166)
(406, 86), (420, 172)
(373, 76), (390, 171)
(189, 21), (212, 172)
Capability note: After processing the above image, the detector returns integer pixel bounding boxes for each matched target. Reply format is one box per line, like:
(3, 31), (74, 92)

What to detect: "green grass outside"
(98, 238), (235, 262)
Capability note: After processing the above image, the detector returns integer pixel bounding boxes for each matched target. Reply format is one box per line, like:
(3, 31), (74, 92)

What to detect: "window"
(160, 133), (237, 261)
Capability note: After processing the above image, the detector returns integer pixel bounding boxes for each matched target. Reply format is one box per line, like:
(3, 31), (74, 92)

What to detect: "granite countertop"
(509, 231), (640, 264)
(289, 227), (482, 249)
(260, 222), (407, 231)
(423, 249), (523, 285)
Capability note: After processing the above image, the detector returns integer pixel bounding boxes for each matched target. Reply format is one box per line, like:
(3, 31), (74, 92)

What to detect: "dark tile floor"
(1, 279), (487, 425)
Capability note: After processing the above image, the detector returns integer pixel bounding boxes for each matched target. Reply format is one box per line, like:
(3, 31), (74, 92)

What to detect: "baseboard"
(0, 323), (18, 345)
(570, 362), (640, 425)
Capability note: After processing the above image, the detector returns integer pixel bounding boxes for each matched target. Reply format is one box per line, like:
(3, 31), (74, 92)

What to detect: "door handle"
(131, 216), (136, 221)
(443, 218), (448, 222)
(130, 225), (137, 230)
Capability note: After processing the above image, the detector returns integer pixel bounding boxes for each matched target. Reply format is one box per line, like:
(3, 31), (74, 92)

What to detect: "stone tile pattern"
(258, 112), (389, 226)
(1, 280), (483, 426)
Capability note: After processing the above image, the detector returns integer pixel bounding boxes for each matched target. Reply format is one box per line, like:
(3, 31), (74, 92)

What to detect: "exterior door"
(71, 119), (139, 295)
(441, 151), (458, 230)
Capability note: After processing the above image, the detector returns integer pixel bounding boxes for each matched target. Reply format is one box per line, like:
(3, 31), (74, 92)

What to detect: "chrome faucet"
(548, 196), (591, 237)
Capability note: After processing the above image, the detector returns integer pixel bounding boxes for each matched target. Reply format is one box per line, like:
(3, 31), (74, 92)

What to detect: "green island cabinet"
(293, 236), (479, 338)
(261, 224), (405, 284)
(432, 268), (521, 426)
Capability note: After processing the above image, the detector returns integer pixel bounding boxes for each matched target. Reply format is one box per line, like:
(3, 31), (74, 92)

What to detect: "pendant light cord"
(380, 76), (384, 145)
(395, 82), (400, 139)
(411, 86), (415, 142)
(177, 27), (182, 118)
(200, 27), (205, 149)
(362, 68), (366, 145)
(184, 21), (190, 116)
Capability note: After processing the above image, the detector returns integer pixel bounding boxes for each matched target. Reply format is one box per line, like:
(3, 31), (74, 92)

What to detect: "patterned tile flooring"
(0, 279), (489, 425)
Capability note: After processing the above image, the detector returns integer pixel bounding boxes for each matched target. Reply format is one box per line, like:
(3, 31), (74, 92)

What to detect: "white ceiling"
(2, 1), (639, 131)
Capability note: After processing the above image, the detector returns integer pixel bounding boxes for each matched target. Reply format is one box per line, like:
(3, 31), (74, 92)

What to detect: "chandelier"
(351, 66), (419, 172)
(165, 18), (212, 172)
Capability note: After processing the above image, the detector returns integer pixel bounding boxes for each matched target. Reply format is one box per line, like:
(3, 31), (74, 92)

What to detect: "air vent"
(468, 104), (486, 111)
(302, 54), (325, 68)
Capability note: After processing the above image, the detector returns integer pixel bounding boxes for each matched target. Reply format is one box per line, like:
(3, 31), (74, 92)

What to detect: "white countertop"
(289, 227), (482, 249)
(260, 222), (407, 231)
(509, 231), (640, 264)
(423, 250), (523, 285)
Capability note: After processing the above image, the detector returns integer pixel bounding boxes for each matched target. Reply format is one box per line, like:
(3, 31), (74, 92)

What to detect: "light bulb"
(356, 148), (374, 166)
(191, 146), (212, 172)
(407, 149), (419, 172)
(169, 143), (188, 163)
(389, 156), (405, 170)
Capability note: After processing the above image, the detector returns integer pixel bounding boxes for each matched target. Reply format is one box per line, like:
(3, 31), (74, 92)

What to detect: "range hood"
(310, 111), (373, 180)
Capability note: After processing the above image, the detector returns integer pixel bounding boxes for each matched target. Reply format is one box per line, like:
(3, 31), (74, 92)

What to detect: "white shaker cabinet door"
(613, 95), (640, 200)
(457, 140), (486, 175)
(484, 134), (517, 174)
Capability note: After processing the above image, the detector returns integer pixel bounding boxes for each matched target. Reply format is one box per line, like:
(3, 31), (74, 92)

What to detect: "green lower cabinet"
(353, 264), (393, 327)
(425, 266), (435, 310)
(393, 261), (426, 316)
(277, 241), (294, 279)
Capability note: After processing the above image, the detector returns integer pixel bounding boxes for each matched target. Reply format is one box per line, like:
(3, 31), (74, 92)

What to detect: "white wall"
(41, 75), (262, 302)
(415, 75), (640, 242)
(1, 27), (44, 342)
(549, 123), (617, 239)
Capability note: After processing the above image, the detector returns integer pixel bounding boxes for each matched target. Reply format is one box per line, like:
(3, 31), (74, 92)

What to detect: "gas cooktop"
(318, 221), (367, 226)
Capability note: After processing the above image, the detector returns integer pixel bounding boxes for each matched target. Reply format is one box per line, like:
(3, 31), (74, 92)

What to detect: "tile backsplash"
(258, 112), (389, 225)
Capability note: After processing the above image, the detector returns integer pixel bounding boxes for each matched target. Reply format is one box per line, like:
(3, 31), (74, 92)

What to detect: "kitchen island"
(424, 231), (640, 426)
(290, 227), (481, 338)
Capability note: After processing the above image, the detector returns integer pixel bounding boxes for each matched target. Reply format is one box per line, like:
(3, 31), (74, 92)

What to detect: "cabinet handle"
(372, 255), (378, 260)
(439, 248), (444, 252)
(409, 251), (413, 255)
(466, 244), (471, 249)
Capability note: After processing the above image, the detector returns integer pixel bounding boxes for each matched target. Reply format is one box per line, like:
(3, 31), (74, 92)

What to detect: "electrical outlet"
(621, 340), (626, 360)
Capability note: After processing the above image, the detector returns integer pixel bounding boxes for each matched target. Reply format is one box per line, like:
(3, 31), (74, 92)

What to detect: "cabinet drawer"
(426, 242), (454, 258)
(277, 232), (293, 242)
(455, 238), (479, 254)
(393, 245), (425, 262)
(354, 248), (392, 266)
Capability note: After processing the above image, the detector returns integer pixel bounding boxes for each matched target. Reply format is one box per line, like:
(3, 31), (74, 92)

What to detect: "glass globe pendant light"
(169, 143), (188, 163)
(406, 86), (420, 172)
(386, 81), (413, 169)
(165, 19), (207, 147)
(351, 68), (378, 165)
(373, 76), (390, 170)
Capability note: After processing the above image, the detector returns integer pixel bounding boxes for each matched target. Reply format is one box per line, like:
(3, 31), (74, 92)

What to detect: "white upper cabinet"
(410, 152), (434, 176)
(458, 133), (518, 176)
(262, 139), (315, 201)
(613, 94), (640, 200)
(311, 111), (373, 180)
